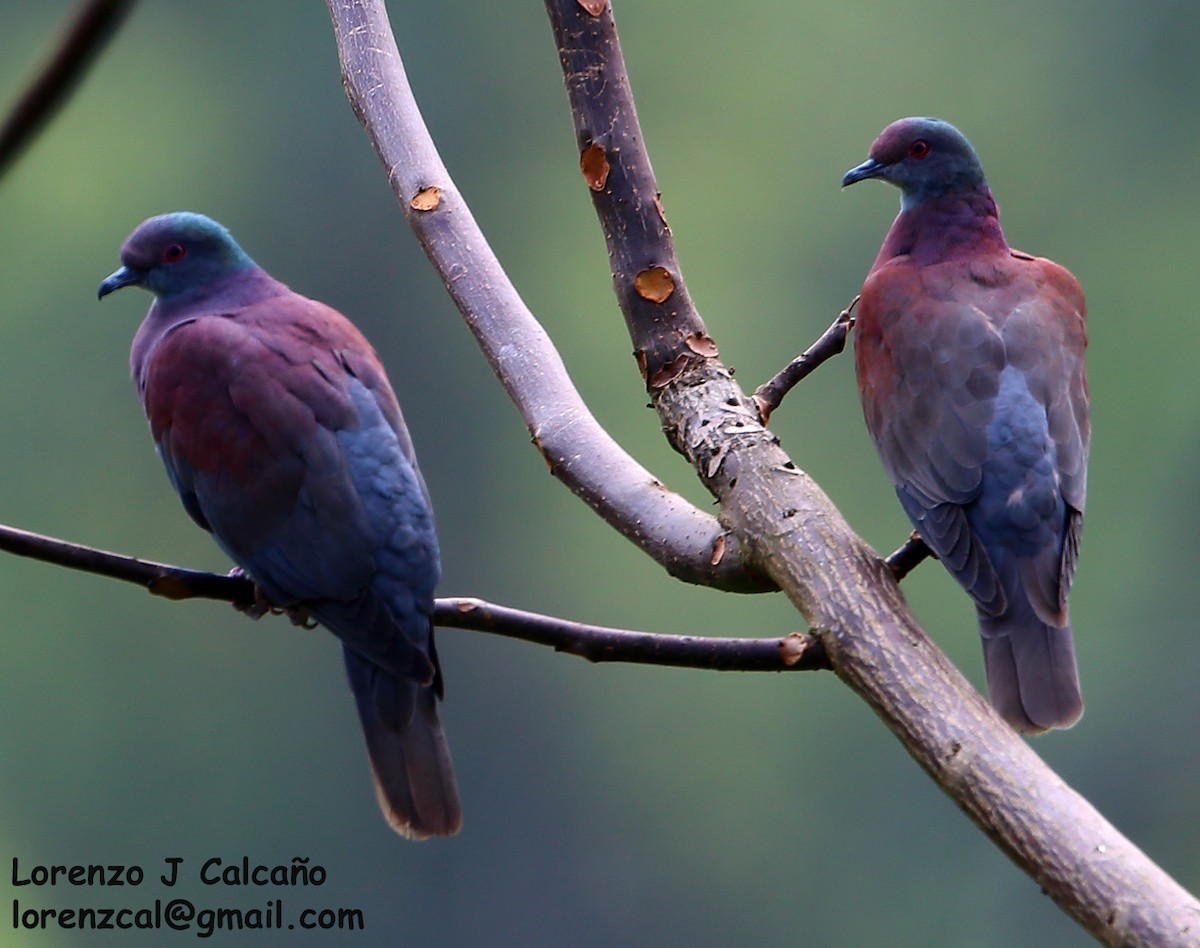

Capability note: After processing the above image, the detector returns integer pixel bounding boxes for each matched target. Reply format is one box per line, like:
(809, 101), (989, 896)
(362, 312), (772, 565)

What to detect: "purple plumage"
(843, 119), (1089, 733)
(100, 212), (461, 835)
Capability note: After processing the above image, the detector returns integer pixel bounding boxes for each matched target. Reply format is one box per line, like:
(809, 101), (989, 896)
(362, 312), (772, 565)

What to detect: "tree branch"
(542, 1), (1198, 943)
(753, 296), (857, 423)
(434, 597), (828, 672)
(0, 521), (826, 671)
(324, 0), (771, 594)
(548, 9), (709, 388)
(0, 0), (137, 180)
(0, 521), (254, 604)
(885, 532), (933, 582)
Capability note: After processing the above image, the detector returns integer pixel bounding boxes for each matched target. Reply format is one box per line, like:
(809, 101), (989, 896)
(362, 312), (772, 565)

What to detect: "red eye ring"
(163, 243), (186, 263)
(909, 140), (930, 159)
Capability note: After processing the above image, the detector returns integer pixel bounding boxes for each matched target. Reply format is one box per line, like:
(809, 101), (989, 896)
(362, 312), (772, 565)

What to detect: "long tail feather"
(979, 600), (1082, 733)
(344, 648), (462, 838)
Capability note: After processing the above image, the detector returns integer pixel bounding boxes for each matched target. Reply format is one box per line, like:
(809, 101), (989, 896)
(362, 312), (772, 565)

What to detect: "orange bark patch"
(686, 332), (718, 357)
(411, 186), (441, 211)
(634, 266), (674, 303)
(779, 633), (812, 667)
(580, 142), (610, 191)
(654, 193), (671, 234)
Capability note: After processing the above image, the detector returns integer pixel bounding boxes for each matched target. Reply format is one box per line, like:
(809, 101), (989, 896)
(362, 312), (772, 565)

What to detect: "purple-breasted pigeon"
(843, 118), (1089, 733)
(99, 212), (462, 835)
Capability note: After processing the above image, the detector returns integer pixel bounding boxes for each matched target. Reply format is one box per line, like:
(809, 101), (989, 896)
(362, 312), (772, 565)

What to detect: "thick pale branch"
(544, 1), (1198, 943)
(324, 0), (770, 594)
(0, 0), (137, 180)
(0, 522), (824, 671)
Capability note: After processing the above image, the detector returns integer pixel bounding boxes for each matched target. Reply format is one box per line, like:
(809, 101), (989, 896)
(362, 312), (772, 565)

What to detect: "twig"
(435, 598), (829, 672)
(0, 521), (827, 671)
(325, 0), (771, 594)
(885, 532), (932, 582)
(0, 521), (254, 604)
(0, 0), (138, 180)
(753, 297), (858, 423)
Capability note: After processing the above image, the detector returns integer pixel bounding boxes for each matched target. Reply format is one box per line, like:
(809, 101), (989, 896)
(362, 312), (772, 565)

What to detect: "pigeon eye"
(163, 243), (186, 263)
(909, 140), (930, 159)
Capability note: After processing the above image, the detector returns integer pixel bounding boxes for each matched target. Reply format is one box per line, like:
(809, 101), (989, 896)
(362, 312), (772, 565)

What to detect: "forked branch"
(542, 3), (1198, 942)
(323, 0), (1200, 942)
(325, 0), (771, 594)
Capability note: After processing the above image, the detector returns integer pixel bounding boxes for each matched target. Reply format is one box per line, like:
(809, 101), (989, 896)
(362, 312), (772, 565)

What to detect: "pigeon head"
(842, 118), (987, 210)
(98, 212), (256, 303)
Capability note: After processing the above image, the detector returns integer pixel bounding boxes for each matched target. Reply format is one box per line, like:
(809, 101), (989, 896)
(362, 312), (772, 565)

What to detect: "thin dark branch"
(0, 521), (827, 671)
(753, 296), (858, 423)
(885, 532), (932, 582)
(542, 2), (1199, 943)
(435, 598), (829, 672)
(0, 521), (254, 604)
(0, 0), (137, 180)
(546, 1), (708, 387)
(325, 0), (771, 593)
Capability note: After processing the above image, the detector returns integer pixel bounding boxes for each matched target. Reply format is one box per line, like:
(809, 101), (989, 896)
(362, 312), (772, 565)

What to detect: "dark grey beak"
(841, 157), (886, 188)
(97, 265), (144, 299)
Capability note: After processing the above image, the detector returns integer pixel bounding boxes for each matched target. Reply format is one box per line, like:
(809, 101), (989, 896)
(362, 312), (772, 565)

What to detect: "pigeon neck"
(870, 185), (1008, 273)
(129, 267), (289, 389)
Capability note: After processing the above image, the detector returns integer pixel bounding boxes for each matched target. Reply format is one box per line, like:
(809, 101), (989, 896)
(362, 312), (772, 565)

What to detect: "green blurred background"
(1, 1), (1196, 945)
